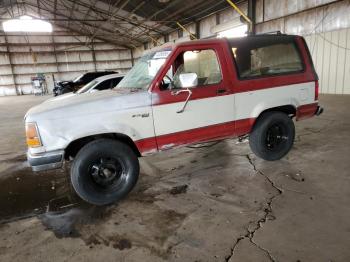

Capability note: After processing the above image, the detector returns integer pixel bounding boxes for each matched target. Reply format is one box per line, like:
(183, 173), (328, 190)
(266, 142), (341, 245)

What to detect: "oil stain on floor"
(0, 157), (75, 223)
(0, 157), (115, 241)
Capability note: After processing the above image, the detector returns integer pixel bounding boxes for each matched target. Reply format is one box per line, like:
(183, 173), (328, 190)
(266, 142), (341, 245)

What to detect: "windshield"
(76, 80), (98, 94)
(116, 49), (172, 90)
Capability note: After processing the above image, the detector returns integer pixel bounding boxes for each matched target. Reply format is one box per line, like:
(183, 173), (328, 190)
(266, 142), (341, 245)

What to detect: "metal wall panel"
(0, 75), (14, 85)
(57, 62), (95, 72)
(220, 2), (247, 23)
(200, 14), (217, 39)
(11, 53), (56, 64)
(95, 50), (130, 61)
(0, 65), (12, 75)
(169, 30), (178, 42)
(0, 28), (133, 96)
(259, 0), (338, 22)
(0, 53), (10, 64)
(305, 28), (350, 94)
(256, 0), (350, 94)
(0, 86), (16, 96)
(13, 64), (58, 75)
(56, 52), (93, 63)
(256, 1), (350, 35)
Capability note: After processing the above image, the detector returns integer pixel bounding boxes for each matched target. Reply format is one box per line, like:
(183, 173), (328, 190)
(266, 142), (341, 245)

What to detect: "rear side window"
(95, 79), (112, 90)
(230, 37), (304, 79)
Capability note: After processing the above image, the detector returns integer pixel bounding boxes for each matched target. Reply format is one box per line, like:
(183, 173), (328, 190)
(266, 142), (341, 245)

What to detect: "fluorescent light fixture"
(3, 15), (52, 32)
(217, 25), (247, 38)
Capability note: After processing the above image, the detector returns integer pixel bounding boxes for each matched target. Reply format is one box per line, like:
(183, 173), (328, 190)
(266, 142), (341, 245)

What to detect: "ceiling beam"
(127, 0), (146, 19)
(24, 2), (141, 47)
(89, 0), (129, 42)
(67, 0), (77, 28)
(36, 0), (145, 45)
(62, 0), (164, 34)
(134, 0), (227, 39)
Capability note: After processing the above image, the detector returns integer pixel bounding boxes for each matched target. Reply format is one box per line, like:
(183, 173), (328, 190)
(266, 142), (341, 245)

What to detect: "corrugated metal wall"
(0, 26), (133, 96)
(255, 0), (350, 94)
(305, 28), (350, 94)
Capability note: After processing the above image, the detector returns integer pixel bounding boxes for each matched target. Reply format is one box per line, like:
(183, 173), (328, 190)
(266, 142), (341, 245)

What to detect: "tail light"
(315, 80), (319, 101)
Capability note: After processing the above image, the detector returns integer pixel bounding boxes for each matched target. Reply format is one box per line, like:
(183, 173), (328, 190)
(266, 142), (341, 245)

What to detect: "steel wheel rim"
(265, 123), (288, 150)
(89, 157), (127, 188)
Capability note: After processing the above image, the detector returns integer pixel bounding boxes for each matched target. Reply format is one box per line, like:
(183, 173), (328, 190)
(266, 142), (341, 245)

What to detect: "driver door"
(151, 44), (235, 150)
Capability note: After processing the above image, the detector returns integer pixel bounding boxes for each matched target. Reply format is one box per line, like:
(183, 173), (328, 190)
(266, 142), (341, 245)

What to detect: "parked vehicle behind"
(25, 34), (323, 206)
(76, 73), (124, 94)
(53, 71), (116, 96)
(47, 73), (125, 102)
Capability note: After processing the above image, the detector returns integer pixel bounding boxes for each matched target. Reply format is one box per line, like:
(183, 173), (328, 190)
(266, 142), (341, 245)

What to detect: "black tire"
(249, 111), (295, 161)
(70, 139), (139, 205)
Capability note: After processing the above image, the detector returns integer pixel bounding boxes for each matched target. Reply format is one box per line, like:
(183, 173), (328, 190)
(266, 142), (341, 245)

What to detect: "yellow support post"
(226, 0), (252, 26)
(176, 21), (197, 40)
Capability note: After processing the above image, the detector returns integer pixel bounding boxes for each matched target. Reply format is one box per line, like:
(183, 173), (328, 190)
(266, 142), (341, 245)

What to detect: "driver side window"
(167, 49), (222, 90)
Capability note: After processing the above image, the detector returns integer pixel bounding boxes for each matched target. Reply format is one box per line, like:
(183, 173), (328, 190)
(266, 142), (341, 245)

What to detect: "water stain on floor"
(0, 158), (75, 223)
(85, 234), (133, 250)
(0, 156), (188, 259)
(39, 205), (112, 238)
(169, 184), (188, 195)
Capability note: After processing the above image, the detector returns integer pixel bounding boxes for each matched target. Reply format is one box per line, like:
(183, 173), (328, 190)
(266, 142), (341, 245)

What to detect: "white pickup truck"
(25, 35), (323, 205)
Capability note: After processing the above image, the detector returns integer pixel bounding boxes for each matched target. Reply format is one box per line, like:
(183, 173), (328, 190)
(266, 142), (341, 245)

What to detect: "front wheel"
(70, 139), (139, 205)
(249, 111), (295, 161)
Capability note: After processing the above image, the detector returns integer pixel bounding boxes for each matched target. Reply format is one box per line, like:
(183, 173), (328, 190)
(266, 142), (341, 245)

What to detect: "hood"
(25, 89), (151, 122)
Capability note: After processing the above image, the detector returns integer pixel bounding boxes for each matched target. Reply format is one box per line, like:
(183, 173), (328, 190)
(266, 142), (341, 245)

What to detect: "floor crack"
(225, 155), (282, 262)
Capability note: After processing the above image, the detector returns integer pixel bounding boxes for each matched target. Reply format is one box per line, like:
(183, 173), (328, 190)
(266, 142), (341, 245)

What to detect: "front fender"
(34, 108), (154, 153)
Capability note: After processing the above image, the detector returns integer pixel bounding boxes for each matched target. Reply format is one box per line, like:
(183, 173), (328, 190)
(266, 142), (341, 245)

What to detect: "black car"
(53, 71), (116, 96)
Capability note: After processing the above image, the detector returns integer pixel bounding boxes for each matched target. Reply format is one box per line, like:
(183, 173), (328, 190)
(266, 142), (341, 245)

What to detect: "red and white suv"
(25, 34), (323, 205)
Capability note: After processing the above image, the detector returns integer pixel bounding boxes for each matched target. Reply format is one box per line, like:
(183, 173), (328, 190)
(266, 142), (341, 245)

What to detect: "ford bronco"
(25, 35), (323, 205)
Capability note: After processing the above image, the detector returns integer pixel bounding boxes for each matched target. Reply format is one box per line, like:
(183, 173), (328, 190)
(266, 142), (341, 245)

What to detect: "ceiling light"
(2, 15), (52, 32)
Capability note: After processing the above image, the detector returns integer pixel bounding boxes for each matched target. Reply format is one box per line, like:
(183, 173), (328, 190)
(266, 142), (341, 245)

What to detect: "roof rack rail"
(255, 31), (286, 35)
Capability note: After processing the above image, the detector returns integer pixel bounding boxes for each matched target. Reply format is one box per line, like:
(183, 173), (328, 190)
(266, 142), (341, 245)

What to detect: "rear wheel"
(249, 111), (295, 161)
(70, 139), (139, 205)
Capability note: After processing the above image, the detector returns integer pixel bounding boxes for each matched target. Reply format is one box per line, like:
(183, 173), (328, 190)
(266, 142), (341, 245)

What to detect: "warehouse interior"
(0, 0), (350, 261)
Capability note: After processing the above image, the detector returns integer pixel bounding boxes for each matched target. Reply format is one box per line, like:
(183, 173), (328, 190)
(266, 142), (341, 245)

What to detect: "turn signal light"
(26, 122), (42, 147)
(315, 80), (319, 101)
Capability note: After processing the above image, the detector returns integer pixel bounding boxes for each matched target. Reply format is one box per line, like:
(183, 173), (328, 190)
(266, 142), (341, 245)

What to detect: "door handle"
(217, 89), (227, 94)
(171, 88), (192, 113)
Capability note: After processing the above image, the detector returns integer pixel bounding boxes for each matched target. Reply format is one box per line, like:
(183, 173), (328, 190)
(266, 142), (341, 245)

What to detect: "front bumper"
(27, 150), (64, 172)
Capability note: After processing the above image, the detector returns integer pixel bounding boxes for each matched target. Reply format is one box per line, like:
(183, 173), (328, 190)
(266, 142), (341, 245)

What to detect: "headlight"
(25, 122), (42, 148)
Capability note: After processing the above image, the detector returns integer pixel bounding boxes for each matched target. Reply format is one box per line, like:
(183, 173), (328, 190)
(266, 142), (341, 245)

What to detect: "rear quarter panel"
(225, 36), (317, 125)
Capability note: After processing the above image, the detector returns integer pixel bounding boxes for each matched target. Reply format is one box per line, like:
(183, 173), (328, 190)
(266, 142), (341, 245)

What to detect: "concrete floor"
(0, 94), (349, 262)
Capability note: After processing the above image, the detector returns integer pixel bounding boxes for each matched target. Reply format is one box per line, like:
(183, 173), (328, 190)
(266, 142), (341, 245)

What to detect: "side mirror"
(179, 73), (198, 88)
